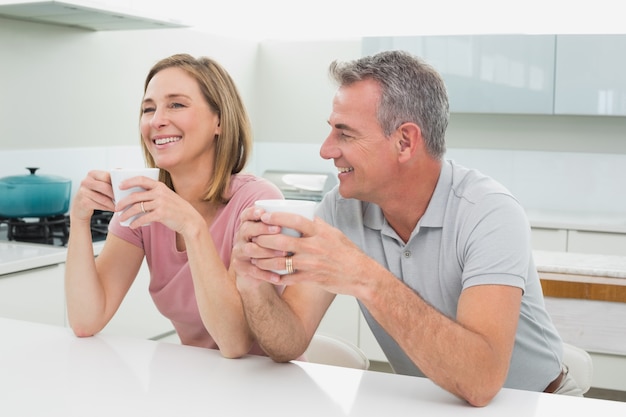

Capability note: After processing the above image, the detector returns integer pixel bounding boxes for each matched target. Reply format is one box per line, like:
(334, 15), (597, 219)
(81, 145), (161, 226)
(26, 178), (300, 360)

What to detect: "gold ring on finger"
(285, 255), (295, 274)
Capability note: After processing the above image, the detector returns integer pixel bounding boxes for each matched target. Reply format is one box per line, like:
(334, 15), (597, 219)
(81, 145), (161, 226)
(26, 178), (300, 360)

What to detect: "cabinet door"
(555, 35), (626, 116)
(567, 230), (626, 256)
(0, 264), (65, 326)
(100, 260), (174, 339)
(531, 227), (568, 251)
(316, 294), (360, 347)
(363, 35), (556, 114)
(358, 312), (387, 362)
(316, 295), (388, 362)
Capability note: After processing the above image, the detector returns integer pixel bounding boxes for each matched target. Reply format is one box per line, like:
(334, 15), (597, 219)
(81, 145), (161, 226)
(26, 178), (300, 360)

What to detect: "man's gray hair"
(329, 50), (449, 159)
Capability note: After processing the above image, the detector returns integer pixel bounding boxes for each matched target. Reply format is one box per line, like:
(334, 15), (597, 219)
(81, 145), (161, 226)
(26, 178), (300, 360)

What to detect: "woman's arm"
(65, 170), (143, 337)
(182, 216), (255, 358)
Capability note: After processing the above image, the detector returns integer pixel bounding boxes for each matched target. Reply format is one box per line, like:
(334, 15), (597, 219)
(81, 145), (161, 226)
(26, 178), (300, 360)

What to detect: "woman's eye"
(170, 102), (185, 109)
(142, 107), (155, 114)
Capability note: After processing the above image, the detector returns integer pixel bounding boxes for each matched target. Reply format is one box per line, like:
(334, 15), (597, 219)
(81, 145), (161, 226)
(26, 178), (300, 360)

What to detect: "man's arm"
(237, 278), (335, 361)
(232, 205), (335, 361)
(358, 263), (521, 407)
(234, 207), (523, 406)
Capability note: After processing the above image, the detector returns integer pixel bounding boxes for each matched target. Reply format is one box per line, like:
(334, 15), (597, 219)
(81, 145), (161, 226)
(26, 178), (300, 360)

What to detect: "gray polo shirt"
(316, 159), (562, 391)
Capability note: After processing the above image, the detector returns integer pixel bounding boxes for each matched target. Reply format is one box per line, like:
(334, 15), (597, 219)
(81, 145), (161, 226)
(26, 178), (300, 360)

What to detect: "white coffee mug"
(110, 168), (159, 227)
(254, 199), (316, 274)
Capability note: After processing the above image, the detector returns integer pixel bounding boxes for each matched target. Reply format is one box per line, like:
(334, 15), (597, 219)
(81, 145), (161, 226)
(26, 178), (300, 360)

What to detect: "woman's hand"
(70, 170), (116, 222)
(114, 175), (203, 235)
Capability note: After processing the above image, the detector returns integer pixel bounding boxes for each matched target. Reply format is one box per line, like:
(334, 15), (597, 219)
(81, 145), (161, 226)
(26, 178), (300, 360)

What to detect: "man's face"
(320, 79), (399, 203)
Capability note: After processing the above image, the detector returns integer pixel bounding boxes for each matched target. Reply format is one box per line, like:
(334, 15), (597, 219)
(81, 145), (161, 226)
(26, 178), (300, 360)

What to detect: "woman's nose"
(150, 108), (168, 129)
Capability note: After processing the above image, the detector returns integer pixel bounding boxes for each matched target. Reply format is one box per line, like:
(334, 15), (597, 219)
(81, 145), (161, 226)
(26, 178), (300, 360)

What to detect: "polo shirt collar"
(362, 160), (451, 232)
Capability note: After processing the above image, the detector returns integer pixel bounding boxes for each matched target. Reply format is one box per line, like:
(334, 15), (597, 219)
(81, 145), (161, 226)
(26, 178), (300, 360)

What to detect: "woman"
(65, 54), (282, 358)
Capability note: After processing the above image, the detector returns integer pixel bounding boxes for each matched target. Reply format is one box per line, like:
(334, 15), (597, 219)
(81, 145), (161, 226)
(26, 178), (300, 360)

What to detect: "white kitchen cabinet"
(544, 296), (626, 391)
(531, 226), (626, 256)
(555, 35), (626, 116)
(358, 312), (387, 362)
(589, 352), (626, 391)
(0, 0), (188, 31)
(544, 296), (626, 357)
(316, 294), (360, 347)
(315, 294), (388, 362)
(363, 35), (556, 114)
(531, 227), (568, 251)
(316, 294), (388, 362)
(0, 263), (65, 326)
(100, 259), (174, 340)
(364, 34), (626, 117)
(567, 230), (626, 256)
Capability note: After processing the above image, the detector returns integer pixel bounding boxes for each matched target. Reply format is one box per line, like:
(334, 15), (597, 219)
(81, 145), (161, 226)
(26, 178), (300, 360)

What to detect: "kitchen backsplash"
(2, 144), (625, 219)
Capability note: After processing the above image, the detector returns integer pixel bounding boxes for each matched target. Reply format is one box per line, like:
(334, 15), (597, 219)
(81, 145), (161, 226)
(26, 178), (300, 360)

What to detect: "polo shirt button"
(403, 250), (411, 258)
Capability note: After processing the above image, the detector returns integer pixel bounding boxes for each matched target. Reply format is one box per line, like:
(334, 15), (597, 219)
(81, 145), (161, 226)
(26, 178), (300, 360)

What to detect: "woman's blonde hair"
(141, 53), (251, 203)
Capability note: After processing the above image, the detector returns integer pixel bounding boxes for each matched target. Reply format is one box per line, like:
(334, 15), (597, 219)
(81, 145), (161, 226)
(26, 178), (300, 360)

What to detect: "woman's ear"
(215, 118), (222, 135)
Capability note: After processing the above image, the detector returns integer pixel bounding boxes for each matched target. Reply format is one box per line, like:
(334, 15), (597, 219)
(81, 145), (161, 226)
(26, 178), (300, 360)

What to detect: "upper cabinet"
(363, 35), (555, 115)
(554, 35), (626, 116)
(363, 34), (626, 117)
(0, 0), (188, 31)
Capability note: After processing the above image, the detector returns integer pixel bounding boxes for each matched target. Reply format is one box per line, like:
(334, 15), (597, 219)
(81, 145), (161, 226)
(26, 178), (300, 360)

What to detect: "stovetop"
(0, 210), (112, 247)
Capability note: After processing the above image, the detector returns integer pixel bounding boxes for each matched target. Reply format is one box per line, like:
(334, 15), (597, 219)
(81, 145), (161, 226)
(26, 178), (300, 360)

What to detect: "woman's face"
(140, 67), (220, 174)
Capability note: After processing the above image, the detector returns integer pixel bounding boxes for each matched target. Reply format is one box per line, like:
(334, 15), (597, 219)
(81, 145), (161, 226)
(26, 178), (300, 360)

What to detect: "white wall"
(2, 18), (626, 216)
(251, 39), (361, 143)
(92, 0), (626, 41)
(0, 17), (258, 151)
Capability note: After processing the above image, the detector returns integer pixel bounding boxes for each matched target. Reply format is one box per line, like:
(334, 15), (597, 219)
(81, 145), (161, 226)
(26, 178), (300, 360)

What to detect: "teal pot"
(0, 168), (71, 218)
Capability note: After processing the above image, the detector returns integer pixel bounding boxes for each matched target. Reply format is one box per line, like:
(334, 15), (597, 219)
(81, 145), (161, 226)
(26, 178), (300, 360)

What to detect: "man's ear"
(397, 123), (421, 162)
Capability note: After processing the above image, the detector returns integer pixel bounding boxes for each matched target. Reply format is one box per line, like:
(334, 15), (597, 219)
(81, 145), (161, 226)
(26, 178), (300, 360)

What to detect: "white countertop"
(0, 241), (67, 275)
(3, 238), (626, 284)
(1, 317), (625, 416)
(535, 250), (626, 281)
(0, 240), (104, 275)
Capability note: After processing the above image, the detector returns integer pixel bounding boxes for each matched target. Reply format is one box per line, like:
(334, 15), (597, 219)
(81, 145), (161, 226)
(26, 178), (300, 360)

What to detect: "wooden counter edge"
(539, 272), (626, 303)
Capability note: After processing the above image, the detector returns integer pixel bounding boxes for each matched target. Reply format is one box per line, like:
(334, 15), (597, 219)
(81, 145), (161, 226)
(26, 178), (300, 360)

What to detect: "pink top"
(109, 174), (283, 355)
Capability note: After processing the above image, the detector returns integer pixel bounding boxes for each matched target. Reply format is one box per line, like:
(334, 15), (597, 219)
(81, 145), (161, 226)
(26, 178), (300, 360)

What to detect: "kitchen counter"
(0, 241), (66, 275)
(534, 250), (626, 283)
(2, 317), (626, 416)
(534, 250), (626, 363)
(3, 237), (626, 283)
(3, 231), (625, 277)
(0, 240), (104, 275)
(526, 209), (626, 234)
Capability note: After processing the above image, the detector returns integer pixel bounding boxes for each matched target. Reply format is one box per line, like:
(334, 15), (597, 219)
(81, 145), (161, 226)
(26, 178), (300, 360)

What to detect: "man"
(233, 50), (582, 406)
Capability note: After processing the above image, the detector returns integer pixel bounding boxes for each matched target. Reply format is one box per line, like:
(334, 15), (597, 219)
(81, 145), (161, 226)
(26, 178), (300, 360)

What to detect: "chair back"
(304, 333), (370, 370)
(562, 342), (593, 394)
